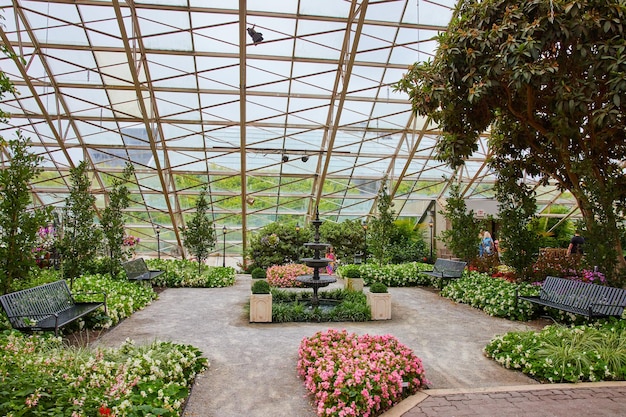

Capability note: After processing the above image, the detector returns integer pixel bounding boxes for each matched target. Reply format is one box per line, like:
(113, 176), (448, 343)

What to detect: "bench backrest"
(0, 280), (74, 328)
(541, 276), (626, 316)
(433, 259), (467, 275)
(123, 258), (150, 279)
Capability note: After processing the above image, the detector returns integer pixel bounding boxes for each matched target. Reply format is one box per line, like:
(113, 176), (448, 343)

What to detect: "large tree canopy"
(396, 0), (626, 272)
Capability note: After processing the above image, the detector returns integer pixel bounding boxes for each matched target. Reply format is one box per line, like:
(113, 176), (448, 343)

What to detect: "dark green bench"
(0, 280), (107, 336)
(517, 276), (626, 318)
(122, 258), (164, 282)
(421, 258), (467, 287)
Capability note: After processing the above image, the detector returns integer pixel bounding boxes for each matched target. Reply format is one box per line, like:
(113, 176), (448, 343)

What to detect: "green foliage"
(438, 184), (481, 262)
(58, 161), (103, 281)
(495, 170), (542, 281)
(251, 279), (271, 294)
(529, 205), (574, 249)
(440, 271), (537, 321)
(0, 135), (51, 294)
(395, 0), (626, 272)
(100, 163), (134, 276)
(369, 282), (388, 293)
(485, 320), (626, 383)
(182, 188), (216, 272)
(369, 177), (395, 265)
(337, 262), (429, 287)
(319, 219), (365, 264)
(146, 259), (236, 288)
(387, 219), (429, 264)
(250, 267), (267, 279)
(0, 332), (207, 416)
(247, 221), (306, 269)
(341, 266), (361, 279)
(268, 288), (370, 322)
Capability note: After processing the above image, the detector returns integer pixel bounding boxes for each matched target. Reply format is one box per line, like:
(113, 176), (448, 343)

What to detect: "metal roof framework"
(0, 0), (576, 258)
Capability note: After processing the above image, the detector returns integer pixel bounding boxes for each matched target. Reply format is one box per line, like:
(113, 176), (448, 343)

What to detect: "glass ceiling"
(0, 0), (575, 258)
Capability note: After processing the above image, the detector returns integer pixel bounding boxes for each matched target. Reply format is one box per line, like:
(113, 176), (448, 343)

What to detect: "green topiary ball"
(343, 267), (361, 278)
(251, 267), (267, 279)
(369, 282), (388, 293)
(251, 279), (271, 294)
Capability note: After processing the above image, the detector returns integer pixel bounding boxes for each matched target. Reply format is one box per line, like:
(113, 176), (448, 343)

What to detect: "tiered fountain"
(296, 209), (336, 306)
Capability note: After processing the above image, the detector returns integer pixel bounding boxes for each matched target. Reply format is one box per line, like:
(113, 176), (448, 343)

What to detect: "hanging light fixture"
(247, 26), (263, 45)
(301, 155), (309, 162)
(282, 155), (289, 163)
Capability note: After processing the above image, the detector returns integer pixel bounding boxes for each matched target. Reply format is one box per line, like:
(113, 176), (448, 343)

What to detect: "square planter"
(367, 292), (391, 320)
(250, 293), (272, 322)
(344, 277), (364, 292)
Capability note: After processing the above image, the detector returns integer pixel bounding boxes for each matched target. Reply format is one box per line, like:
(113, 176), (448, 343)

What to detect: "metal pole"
(156, 225), (161, 260)
(222, 225), (227, 267)
(429, 222), (433, 260)
(362, 220), (368, 263)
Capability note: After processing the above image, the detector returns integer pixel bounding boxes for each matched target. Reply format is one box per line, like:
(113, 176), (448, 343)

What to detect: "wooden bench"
(0, 280), (107, 336)
(516, 276), (626, 319)
(421, 258), (467, 287)
(122, 258), (165, 282)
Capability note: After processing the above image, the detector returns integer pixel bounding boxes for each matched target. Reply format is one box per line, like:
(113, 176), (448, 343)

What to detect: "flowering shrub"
(297, 329), (428, 417)
(122, 235), (140, 247)
(485, 319), (626, 383)
(266, 263), (312, 287)
(0, 332), (207, 416)
(565, 269), (607, 284)
(34, 225), (57, 254)
(440, 271), (537, 321)
(260, 233), (280, 247)
(146, 259), (236, 288)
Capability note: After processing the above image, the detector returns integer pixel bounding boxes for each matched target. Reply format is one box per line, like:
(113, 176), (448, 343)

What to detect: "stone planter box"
(344, 277), (364, 292)
(250, 293), (272, 322)
(367, 292), (391, 320)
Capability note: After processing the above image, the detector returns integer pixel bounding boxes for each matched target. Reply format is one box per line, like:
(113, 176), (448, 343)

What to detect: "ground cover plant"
(0, 331), (207, 416)
(146, 259), (235, 288)
(297, 329), (428, 417)
(485, 319), (626, 383)
(270, 288), (370, 322)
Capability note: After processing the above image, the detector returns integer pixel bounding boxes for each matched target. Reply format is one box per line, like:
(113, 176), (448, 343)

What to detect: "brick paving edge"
(379, 381), (626, 417)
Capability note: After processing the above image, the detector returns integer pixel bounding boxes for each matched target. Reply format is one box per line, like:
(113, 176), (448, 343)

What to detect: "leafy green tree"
(387, 218), (428, 264)
(369, 177), (395, 265)
(59, 161), (103, 282)
(495, 167), (542, 281)
(101, 163), (134, 276)
(439, 184), (481, 263)
(182, 188), (216, 273)
(246, 221), (310, 270)
(395, 0), (626, 273)
(0, 135), (51, 294)
(319, 219), (366, 264)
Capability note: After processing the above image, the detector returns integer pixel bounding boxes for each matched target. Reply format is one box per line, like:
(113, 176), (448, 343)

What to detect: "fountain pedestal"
(296, 210), (336, 306)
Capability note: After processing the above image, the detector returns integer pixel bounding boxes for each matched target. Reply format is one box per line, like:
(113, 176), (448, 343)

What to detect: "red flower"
(99, 405), (112, 416)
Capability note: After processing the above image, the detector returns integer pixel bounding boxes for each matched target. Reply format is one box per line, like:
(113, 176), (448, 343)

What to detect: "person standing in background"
(326, 247), (336, 275)
(567, 230), (585, 256)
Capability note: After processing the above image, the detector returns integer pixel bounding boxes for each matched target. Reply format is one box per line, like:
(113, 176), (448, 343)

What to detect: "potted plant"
(367, 282), (391, 320)
(343, 266), (364, 292)
(250, 279), (272, 323)
(250, 267), (267, 289)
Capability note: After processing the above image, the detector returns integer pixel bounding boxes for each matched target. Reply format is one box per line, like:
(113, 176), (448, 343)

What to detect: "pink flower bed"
(266, 263), (313, 287)
(297, 329), (429, 417)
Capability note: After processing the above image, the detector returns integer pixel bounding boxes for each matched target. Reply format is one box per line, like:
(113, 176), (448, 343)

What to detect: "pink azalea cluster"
(122, 235), (140, 247)
(566, 269), (607, 284)
(266, 263), (313, 287)
(297, 329), (429, 417)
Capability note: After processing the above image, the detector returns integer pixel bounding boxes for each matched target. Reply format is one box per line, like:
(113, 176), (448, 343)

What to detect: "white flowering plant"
(0, 333), (208, 416)
(485, 319), (626, 383)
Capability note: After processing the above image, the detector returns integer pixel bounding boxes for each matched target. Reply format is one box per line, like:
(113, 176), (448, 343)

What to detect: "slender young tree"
(182, 188), (216, 273)
(58, 161), (102, 283)
(369, 177), (395, 265)
(439, 184), (481, 263)
(395, 0), (626, 274)
(101, 163), (135, 276)
(0, 135), (50, 294)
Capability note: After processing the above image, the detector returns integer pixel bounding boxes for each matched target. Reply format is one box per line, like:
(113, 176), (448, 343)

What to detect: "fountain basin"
(296, 274), (337, 287)
(301, 257), (332, 268)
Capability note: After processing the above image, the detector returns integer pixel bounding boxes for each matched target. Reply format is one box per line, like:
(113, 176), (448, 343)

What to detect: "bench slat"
(518, 276), (626, 319)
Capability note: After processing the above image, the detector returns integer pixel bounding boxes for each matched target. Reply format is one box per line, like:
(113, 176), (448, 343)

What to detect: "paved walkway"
(94, 275), (626, 417)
